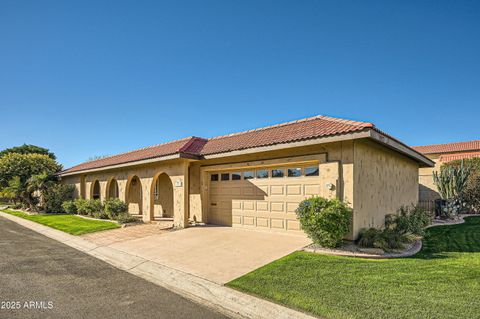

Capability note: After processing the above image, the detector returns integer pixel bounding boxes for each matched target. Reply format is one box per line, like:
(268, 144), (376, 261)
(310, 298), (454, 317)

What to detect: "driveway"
(87, 225), (311, 283)
(0, 217), (228, 319)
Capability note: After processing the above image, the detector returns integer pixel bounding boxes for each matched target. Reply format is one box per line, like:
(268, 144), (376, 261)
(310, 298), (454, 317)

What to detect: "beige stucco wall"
(418, 154), (441, 201)
(62, 159), (190, 227)
(61, 138), (421, 239)
(352, 140), (419, 238)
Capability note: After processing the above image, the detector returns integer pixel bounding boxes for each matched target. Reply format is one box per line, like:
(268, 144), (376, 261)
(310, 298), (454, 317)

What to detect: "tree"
(0, 144), (56, 160)
(0, 176), (24, 204)
(0, 153), (61, 188)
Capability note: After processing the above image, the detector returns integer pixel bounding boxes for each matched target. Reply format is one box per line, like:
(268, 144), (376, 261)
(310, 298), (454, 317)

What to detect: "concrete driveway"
(88, 226), (311, 284)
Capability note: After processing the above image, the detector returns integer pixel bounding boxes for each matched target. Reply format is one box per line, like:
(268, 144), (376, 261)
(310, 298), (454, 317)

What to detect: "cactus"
(433, 160), (472, 218)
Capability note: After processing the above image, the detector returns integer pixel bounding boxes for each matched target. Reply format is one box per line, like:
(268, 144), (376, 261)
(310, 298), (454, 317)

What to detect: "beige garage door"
(208, 165), (322, 231)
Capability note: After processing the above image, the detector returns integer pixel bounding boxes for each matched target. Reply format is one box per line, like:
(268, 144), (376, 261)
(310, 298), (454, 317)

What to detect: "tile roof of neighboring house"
(61, 115), (426, 175)
(412, 140), (480, 155)
(439, 151), (480, 163)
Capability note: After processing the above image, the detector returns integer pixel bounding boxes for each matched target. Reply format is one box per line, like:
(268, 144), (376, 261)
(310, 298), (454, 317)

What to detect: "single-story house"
(60, 115), (433, 239)
(413, 140), (480, 202)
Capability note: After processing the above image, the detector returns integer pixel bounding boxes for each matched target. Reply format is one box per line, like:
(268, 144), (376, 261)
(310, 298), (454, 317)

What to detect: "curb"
(0, 211), (318, 319)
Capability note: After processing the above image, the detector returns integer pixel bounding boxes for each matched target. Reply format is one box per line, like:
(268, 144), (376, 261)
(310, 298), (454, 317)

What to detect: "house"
(412, 140), (480, 202)
(60, 116), (433, 239)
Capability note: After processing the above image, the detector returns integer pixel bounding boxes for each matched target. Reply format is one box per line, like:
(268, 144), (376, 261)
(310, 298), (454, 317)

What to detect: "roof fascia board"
(368, 130), (435, 167)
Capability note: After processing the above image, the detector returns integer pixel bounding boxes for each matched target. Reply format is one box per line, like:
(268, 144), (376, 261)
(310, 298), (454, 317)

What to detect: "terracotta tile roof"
(199, 116), (373, 155)
(440, 151), (480, 163)
(412, 140), (480, 155)
(61, 137), (204, 174)
(60, 116), (380, 175)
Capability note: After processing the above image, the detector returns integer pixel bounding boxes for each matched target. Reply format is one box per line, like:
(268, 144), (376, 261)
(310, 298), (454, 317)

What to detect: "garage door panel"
(208, 165), (322, 232)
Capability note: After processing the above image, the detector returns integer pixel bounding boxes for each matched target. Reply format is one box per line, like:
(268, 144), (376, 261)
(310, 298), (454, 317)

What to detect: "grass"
(227, 216), (480, 319)
(1, 209), (120, 235)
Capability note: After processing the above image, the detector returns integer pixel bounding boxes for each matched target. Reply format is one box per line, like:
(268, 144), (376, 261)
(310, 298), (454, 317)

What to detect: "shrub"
(296, 197), (352, 248)
(43, 184), (75, 213)
(62, 200), (77, 214)
(463, 173), (480, 213)
(104, 198), (127, 220)
(74, 199), (103, 217)
(358, 205), (427, 252)
(74, 199), (89, 215)
(116, 212), (138, 224)
(394, 205), (430, 236)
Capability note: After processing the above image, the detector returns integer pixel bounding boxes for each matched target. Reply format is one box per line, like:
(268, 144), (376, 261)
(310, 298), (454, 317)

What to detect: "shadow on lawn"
(414, 216), (480, 259)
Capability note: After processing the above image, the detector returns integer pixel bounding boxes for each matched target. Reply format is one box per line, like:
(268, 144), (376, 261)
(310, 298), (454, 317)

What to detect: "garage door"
(208, 164), (321, 231)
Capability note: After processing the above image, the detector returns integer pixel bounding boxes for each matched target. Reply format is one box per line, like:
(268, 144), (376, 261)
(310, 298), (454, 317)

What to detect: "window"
(271, 169), (284, 178)
(287, 168), (302, 177)
(210, 174), (219, 181)
(153, 180), (159, 200)
(256, 169), (269, 179)
(243, 171), (254, 179)
(232, 172), (241, 180)
(305, 166), (319, 176)
(221, 173), (230, 181)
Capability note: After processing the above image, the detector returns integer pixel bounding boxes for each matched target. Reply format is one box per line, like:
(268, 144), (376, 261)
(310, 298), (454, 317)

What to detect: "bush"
(296, 197), (352, 248)
(394, 205), (431, 236)
(43, 184), (75, 213)
(116, 212), (138, 224)
(74, 199), (103, 217)
(358, 205), (427, 252)
(463, 173), (480, 213)
(104, 198), (127, 220)
(74, 199), (89, 215)
(62, 200), (77, 214)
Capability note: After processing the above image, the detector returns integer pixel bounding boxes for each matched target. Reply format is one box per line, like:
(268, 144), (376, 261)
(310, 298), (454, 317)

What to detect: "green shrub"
(74, 199), (103, 217)
(463, 173), (480, 213)
(394, 205), (431, 236)
(104, 198), (127, 220)
(296, 197), (352, 248)
(74, 198), (89, 215)
(43, 184), (75, 213)
(116, 212), (138, 224)
(62, 200), (77, 214)
(358, 205), (427, 252)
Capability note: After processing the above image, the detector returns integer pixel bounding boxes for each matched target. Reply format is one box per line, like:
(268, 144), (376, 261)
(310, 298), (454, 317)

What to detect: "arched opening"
(92, 180), (101, 200)
(151, 173), (173, 219)
(126, 175), (142, 215)
(107, 178), (119, 199)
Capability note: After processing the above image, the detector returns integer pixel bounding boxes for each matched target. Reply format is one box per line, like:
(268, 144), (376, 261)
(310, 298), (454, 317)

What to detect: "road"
(0, 217), (229, 319)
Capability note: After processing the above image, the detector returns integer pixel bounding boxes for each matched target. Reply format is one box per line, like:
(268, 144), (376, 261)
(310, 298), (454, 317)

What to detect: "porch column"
(173, 161), (189, 228)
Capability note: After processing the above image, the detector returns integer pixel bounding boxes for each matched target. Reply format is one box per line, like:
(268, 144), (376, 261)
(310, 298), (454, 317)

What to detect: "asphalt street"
(0, 217), (229, 319)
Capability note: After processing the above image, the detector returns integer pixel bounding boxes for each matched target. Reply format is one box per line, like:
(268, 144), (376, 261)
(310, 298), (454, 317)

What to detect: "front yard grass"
(1, 209), (120, 235)
(227, 216), (480, 319)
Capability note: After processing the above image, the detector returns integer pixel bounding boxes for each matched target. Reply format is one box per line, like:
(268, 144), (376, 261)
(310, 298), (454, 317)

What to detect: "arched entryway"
(150, 172), (173, 220)
(126, 175), (142, 215)
(91, 180), (101, 200)
(106, 178), (119, 199)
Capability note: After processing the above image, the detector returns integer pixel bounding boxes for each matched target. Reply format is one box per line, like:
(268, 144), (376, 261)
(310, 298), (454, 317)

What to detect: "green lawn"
(1, 209), (120, 235)
(227, 216), (480, 319)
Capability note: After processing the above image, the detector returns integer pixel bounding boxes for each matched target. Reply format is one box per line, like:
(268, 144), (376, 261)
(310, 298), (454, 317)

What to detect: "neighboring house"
(412, 140), (480, 202)
(60, 116), (433, 239)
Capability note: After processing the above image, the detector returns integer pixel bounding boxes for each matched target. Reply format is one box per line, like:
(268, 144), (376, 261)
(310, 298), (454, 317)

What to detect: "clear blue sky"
(1, 1), (479, 168)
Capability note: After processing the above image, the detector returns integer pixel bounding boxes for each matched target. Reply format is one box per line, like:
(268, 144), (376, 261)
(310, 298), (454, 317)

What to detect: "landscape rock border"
(302, 214), (476, 259)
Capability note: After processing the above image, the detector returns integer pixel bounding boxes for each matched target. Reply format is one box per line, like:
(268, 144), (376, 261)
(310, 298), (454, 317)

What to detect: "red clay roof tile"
(60, 116), (377, 174)
(439, 151), (480, 163)
(412, 140), (480, 155)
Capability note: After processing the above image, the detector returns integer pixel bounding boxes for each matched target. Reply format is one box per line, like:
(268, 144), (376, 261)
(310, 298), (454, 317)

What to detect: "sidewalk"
(0, 211), (318, 319)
